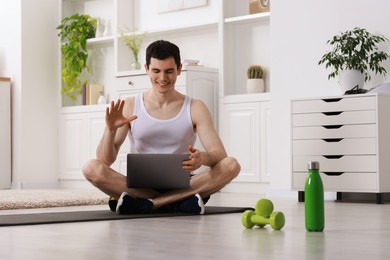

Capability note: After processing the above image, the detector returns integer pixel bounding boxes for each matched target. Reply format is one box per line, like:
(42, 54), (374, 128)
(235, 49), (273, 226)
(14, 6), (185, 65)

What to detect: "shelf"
(121, 21), (218, 38)
(116, 70), (146, 78)
(60, 104), (107, 113)
(224, 12), (270, 25)
(221, 93), (271, 103)
(87, 35), (114, 45)
(116, 66), (218, 78)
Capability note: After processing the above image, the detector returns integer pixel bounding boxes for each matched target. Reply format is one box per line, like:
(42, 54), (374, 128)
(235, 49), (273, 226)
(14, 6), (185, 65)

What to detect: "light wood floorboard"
(1, 192), (390, 259)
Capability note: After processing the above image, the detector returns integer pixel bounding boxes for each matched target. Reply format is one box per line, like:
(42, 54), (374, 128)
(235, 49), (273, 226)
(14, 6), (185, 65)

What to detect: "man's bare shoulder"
(123, 96), (136, 117)
(190, 98), (212, 123)
(190, 98), (207, 109)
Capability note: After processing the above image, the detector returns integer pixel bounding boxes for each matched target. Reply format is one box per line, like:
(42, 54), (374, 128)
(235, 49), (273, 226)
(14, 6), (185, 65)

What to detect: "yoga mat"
(0, 206), (253, 226)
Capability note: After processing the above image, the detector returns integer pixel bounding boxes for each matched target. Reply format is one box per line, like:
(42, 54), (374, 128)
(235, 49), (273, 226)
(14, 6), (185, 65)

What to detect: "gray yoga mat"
(0, 206), (253, 226)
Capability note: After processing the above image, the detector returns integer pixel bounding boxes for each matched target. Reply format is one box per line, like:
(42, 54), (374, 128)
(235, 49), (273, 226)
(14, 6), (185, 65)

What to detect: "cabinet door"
(59, 113), (86, 179)
(260, 101), (271, 183)
(185, 70), (218, 122)
(86, 112), (106, 161)
(221, 102), (260, 182)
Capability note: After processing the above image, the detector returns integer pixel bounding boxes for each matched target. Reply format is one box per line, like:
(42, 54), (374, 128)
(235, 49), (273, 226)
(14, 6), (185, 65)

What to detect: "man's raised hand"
(105, 99), (137, 130)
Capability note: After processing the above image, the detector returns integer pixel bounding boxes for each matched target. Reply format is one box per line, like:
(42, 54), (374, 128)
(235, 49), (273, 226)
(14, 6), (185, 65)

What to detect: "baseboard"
(19, 181), (60, 189)
(267, 188), (337, 201)
(59, 179), (96, 189)
(221, 182), (269, 194)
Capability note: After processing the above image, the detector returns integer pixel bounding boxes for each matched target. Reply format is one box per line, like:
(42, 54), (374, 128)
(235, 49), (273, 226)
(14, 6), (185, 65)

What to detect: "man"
(82, 40), (240, 215)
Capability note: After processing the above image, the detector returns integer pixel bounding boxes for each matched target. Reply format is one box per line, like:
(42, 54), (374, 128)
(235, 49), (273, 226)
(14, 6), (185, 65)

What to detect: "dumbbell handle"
(252, 211), (285, 230)
(251, 214), (268, 224)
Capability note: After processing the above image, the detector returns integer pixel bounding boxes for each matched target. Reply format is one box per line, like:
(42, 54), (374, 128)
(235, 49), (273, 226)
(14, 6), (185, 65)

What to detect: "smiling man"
(82, 40), (240, 215)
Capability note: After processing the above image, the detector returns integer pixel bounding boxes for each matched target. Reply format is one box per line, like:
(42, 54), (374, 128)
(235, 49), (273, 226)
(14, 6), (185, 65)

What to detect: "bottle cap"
(308, 161), (319, 170)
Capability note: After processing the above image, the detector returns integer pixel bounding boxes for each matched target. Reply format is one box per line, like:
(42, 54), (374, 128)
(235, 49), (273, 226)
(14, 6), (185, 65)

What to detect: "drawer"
(115, 74), (151, 92)
(292, 110), (376, 126)
(292, 155), (377, 172)
(292, 138), (376, 155)
(292, 124), (376, 139)
(292, 172), (377, 191)
(292, 96), (376, 113)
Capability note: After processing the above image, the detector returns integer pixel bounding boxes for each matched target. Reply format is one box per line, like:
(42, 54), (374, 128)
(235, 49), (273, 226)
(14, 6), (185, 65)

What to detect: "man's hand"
(182, 145), (203, 172)
(106, 99), (137, 130)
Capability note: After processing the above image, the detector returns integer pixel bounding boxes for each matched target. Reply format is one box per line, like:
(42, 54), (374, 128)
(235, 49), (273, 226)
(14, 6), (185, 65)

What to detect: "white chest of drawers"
(291, 93), (390, 203)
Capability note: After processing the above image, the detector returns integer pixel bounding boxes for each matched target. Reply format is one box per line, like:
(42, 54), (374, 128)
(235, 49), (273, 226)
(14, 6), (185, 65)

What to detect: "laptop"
(127, 153), (191, 189)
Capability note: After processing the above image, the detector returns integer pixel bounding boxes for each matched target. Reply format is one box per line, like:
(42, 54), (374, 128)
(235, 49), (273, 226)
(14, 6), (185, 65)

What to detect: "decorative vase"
(103, 20), (111, 37)
(246, 79), (265, 93)
(95, 18), (103, 38)
(338, 69), (365, 92)
(131, 55), (141, 70)
(97, 91), (106, 105)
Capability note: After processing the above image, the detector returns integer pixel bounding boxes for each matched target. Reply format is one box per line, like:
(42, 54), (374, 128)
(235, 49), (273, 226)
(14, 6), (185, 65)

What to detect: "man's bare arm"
(183, 99), (227, 171)
(96, 99), (136, 166)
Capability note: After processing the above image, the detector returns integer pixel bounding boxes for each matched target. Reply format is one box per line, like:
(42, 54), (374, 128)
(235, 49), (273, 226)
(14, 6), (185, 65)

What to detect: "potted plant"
(318, 27), (390, 92)
(246, 64), (265, 93)
(57, 14), (96, 100)
(120, 27), (147, 70)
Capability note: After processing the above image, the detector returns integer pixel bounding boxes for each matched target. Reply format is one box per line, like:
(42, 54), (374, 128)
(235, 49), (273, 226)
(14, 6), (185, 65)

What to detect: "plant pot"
(247, 79), (265, 93)
(338, 69), (365, 92)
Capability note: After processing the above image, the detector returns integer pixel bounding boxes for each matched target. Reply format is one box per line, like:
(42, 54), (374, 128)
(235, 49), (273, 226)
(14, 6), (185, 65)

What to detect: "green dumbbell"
(242, 198), (285, 230)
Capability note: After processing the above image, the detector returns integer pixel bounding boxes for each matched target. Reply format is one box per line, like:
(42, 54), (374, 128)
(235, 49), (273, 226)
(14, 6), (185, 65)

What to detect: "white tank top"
(128, 93), (196, 153)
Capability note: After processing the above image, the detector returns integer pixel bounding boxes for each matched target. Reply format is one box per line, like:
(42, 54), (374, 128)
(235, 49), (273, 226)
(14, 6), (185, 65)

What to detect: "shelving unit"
(115, 22), (218, 77)
(60, 0), (116, 107)
(218, 1), (271, 192)
(220, 7), (270, 96)
(58, 0), (271, 190)
(224, 12), (270, 24)
(60, 0), (219, 105)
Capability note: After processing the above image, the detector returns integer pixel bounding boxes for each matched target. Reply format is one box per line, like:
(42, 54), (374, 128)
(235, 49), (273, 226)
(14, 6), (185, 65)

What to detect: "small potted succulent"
(318, 27), (390, 92)
(247, 64), (265, 93)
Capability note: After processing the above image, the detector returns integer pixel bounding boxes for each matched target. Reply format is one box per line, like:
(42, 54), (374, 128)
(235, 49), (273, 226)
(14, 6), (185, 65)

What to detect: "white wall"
(269, 0), (390, 194)
(0, 0), (59, 188)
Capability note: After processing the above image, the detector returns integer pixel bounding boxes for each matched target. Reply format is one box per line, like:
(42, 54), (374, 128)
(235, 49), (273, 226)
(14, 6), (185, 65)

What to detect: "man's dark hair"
(145, 40), (181, 69)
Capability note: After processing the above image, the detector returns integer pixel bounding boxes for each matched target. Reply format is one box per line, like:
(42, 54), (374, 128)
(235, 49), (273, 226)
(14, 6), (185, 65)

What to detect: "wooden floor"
(1, 192), (390, 259)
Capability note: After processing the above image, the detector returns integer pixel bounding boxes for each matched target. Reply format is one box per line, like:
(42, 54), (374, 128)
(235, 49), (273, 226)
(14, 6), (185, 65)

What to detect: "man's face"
(145, 57), (182, 94)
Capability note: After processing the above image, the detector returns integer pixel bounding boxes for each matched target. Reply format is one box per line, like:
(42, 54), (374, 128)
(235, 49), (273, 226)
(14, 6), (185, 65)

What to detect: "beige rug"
(0, 189), (108, 210)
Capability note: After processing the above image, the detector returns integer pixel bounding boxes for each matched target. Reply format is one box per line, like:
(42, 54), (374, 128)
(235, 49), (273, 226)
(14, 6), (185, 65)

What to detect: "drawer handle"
(323, 172), (344, 176)
(322, 111), (343, 116)
(322, 98), (342, 103)
(323, 125), (343, 129)
(128, 81), (134, 86)
(323, 138), (343, 142)
(323, 155), (344, 159)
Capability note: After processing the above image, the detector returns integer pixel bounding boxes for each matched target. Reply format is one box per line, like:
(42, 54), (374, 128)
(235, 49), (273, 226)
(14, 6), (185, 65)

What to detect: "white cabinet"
(220, 94), (271, 185)
(58, 105), (106, 182)
(0, 78), (11, 189)
(291, 93), (390, 203)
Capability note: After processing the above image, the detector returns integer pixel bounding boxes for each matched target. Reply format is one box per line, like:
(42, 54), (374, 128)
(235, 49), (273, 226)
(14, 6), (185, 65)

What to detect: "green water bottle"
(305, 161), (325, 232)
